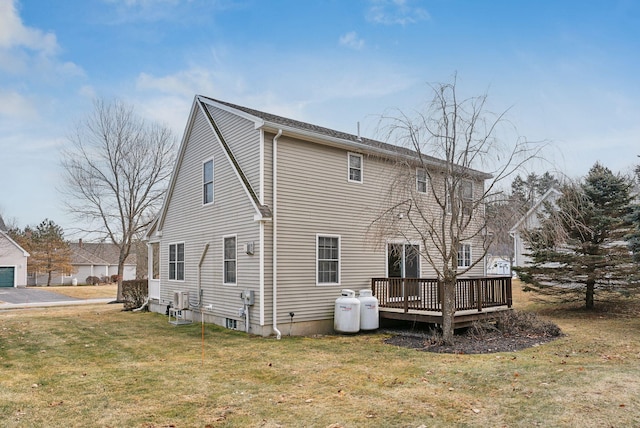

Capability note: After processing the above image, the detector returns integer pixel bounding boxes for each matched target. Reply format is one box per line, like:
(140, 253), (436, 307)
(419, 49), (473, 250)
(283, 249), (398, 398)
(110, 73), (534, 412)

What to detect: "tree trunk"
(116, 262), (125, 302)
(585, 278), (595, 310)
(47, 270), (52, 287)
(441, 274), (457, 345)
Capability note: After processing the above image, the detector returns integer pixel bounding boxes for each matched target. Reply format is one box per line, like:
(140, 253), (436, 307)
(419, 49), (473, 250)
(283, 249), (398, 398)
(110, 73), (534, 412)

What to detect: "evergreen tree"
(627, 164), (640, 262)
(12, 220), (75, 286)
(516, 163), (637, 309)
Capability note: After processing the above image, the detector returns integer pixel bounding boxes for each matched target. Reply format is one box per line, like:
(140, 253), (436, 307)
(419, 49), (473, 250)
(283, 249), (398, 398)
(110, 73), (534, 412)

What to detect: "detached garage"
(0, 267), (15, 288)
(0, 230), (30, 288)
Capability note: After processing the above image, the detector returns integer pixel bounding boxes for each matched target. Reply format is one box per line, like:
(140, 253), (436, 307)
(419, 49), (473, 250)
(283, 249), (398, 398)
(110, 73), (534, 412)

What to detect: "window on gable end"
(348, 153), (363, 183)
(203, 159), (214, 205)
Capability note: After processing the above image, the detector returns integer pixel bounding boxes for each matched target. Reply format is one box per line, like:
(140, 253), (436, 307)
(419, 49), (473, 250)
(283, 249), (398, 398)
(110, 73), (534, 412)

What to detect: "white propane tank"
(334, 289), (360, 334)
(358, 289), (379, 331)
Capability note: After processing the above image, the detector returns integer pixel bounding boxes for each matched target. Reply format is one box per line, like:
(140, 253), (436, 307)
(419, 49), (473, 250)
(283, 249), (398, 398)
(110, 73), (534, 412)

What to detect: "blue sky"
(1, 0), (639, 232)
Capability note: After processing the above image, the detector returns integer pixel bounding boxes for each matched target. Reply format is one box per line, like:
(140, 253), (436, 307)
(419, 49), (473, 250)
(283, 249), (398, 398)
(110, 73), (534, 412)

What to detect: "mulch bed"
(384, 329), (560, 354)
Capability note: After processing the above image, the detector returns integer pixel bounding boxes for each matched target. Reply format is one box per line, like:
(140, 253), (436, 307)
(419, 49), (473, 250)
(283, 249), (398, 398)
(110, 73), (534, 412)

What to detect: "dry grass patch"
(1, 295), (640, 427)
(40, 284), (117, 299)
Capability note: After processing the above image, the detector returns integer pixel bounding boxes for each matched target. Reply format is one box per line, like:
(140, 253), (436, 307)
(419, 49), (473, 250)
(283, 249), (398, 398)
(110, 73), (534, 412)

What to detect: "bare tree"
(60, 99), (176, 300)
(370, 76), (543, 344)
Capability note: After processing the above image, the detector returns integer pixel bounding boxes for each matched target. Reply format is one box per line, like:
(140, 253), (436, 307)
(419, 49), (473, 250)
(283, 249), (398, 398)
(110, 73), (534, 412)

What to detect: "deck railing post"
(476, 279), (483, 312)
(506, 277), (513, 308)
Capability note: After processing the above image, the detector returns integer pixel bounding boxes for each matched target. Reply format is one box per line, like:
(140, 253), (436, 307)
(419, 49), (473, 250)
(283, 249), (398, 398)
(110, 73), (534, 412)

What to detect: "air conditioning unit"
(173, 291), (190, 310)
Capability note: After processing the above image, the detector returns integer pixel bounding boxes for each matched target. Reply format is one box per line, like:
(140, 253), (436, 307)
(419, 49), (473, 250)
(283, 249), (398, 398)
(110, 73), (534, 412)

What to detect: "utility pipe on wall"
(197, 243), (210, 307)
(272, 129), (283, 339)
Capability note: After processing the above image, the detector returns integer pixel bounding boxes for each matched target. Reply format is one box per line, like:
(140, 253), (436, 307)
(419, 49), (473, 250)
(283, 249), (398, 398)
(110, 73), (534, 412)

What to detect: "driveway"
(0, 287), (113, 309)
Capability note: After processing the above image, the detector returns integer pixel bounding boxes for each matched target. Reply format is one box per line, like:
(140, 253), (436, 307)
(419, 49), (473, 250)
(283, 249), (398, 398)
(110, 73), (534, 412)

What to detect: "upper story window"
(169, 243), (185, 281)
(317, 235), (340, 285)
(446, 179), (474, 214)
(458, 243), (472, 268)
(348, 153), (363, 183)
(223, 235), (237, 285)
(203, 159), (214, 205)
(416, 168), (428, 194)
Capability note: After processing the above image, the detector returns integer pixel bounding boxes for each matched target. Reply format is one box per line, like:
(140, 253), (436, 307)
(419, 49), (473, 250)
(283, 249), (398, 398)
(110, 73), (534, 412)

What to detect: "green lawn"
(1, 289), (639, 427)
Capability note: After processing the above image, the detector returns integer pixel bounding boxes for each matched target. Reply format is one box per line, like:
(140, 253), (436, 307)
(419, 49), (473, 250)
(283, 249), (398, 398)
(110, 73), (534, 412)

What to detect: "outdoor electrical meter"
(240, 290), (255, 305)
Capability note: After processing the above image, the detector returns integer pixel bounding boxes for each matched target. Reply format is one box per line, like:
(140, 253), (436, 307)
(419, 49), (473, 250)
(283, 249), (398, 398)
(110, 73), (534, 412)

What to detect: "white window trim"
(416, 168), (428, 194)
(347, 152), (363, 184)
(203, 157), (214, 206)
(458, 243), (472, 268)
(168, 242), (185, 282)
(223, 234), (237, 286)
(316, 234), (341, 286)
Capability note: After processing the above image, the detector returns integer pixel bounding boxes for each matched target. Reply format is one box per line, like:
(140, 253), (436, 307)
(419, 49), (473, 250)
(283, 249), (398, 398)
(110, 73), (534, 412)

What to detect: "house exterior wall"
(273, 136), (486, 330)
(152, 99), (490, 336)
(0, 233), (28, 287)
(156, 105), (265, 333)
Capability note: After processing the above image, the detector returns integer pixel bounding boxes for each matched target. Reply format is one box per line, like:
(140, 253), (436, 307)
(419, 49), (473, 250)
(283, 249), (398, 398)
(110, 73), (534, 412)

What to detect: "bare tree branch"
(59, 99), (176, 300)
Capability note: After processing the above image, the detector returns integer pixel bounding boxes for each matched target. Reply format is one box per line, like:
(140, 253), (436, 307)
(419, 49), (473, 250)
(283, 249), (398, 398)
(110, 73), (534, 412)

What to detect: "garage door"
(0, 267), (15, 287)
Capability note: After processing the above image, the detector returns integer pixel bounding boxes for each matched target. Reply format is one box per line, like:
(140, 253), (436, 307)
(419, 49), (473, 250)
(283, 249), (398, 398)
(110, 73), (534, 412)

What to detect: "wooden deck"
(371, 276), (513, 328)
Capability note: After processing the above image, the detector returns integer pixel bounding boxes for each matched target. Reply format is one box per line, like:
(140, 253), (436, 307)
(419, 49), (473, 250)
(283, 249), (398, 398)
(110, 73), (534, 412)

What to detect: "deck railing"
(371, 276), (512, 313)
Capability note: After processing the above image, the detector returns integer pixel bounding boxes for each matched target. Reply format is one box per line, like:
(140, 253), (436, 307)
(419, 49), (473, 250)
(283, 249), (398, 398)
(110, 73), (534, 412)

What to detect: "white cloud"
(136, 68), (218, 97)
(366, 0), (430, 26)
(0, 0), (58, 55)
(0, 90), (37, 120)
(339, 31), (365, 50)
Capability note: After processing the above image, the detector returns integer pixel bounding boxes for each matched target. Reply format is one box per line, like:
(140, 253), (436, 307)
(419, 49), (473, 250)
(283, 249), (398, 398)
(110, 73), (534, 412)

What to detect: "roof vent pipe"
(357, 122), (362, 142)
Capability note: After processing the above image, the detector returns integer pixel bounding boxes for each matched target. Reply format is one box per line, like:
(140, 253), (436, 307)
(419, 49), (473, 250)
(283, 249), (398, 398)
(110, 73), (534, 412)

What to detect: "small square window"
(348, 153), (363, 183)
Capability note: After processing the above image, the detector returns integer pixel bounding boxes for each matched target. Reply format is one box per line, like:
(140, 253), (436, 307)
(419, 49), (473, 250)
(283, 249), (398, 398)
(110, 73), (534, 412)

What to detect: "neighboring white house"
(146, 96), (492, 336)
(0, 230), (30, 288)
(28, 240), (137, 286)
(486, 254), (511, 276)
(509, 188), (562, 268)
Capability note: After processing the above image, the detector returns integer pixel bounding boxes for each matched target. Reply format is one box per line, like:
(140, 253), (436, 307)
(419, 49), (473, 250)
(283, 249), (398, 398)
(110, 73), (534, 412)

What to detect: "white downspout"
(272, 129), (283, 339)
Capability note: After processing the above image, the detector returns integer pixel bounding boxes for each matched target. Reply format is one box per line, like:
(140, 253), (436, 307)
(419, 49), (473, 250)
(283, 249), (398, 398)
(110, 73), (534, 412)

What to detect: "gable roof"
(200, 96), (492, 180)
(69, 241), (136, 266)
(150, 95), (494, 237)
(0, 230), (30, 257)
(509, 188), (562, 234)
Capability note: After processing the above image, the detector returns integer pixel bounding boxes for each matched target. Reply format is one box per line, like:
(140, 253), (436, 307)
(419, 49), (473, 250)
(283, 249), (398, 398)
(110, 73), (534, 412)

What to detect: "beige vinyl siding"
(275, 137), (396, 324)
(274, 137), (487, 323)
(206, 104), (262, 198)
(160, 107), (262, 320)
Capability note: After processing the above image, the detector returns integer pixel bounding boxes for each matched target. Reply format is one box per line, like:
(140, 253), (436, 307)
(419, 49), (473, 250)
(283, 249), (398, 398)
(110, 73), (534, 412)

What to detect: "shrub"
(495, 310), (562, 337)
(110, 274), (119, 283)
(122, 279), (148, 311)
(86, 276), (100, 285)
